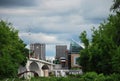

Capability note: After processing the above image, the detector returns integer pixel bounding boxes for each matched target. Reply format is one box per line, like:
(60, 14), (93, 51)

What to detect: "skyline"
(0, 0), (113, 57)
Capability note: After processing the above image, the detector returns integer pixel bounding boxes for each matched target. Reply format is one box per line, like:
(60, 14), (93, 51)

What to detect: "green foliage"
(1, 73), (120, 81)
(80, 72), (103, 81)
(79, 6), (120, 74)
(0, 20), (28, 78)
(53, 59), (60, 64)
(80, 31), (89, 48)
(111, 47), (120, 73)
(106, 73), (120, 81)
(111, 0), (120, 12)
(79, 72), (120, 81)
(30, 77), (80, 81)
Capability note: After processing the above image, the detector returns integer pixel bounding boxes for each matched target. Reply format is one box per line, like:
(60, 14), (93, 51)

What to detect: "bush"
(2, 72), (120, 81)
(79, 72), (106, 81)
(95, 74), (106, 81)
(80, 72), (98, 81)
(30, 77), (80, 81)
(105, 73), (120, 81)
(79, 72), (120, 81)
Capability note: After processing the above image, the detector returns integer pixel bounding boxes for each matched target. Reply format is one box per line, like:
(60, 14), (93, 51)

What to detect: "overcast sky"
(0, 0), (113, 57)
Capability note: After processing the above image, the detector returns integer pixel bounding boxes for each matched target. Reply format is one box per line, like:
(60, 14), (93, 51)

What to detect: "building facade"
(55, 45), (68, 68)
(68, 40), (83, 69)
(30, 43), (46, 60)
(56, 45), (67, 59)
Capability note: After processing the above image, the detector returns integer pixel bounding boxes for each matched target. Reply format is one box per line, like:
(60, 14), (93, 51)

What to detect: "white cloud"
(0, 0), (113, 56)
(19, 32), (69, 44)
(79, 0), (113, 19)
(0, 8), (38, 15)
(40, 0), (81, 11)
(20, 32), (70, 56)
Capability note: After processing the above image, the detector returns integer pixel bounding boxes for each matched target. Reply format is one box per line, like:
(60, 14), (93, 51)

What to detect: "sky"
(0, 0), (113, 57)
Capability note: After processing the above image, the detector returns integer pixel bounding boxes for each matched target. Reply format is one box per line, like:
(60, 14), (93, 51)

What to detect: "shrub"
(2, 72), (120, 81)
(105, 73), (120, 81)
(95, 74), (106, 81)
(80, 72), (98, 81)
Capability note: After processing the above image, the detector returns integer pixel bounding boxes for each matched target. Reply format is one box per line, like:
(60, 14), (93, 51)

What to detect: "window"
(74, 56), (79, 65)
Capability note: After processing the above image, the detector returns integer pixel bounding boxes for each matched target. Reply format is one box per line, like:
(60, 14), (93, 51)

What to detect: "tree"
(111, 0), (120, 12)
(0, 20), (28, 78)
(79, 1), (120, 74)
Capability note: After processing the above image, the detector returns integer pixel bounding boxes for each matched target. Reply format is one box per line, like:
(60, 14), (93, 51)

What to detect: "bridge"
(18, 58), (83, 79)
(18, 58), (55, 79)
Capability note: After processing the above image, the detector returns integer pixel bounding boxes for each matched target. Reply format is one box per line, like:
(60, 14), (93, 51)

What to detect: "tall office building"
(56, 45), (67, 59)
(30, 43), (46, 60)
(55, 45), (68, 68)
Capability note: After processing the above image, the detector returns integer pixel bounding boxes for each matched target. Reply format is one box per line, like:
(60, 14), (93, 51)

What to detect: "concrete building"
(68, 40), (83, 69)
(69, 54), (80, 69)
(56, 45), (67, 59)
(30, 43), (46, 60)
(55, 45), (68, 69)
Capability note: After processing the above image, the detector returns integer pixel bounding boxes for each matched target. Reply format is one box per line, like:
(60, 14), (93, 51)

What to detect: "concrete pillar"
(25, 60), (31, 79)
(43, 70), (49, 77)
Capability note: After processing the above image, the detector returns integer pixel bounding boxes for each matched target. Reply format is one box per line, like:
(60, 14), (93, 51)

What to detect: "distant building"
(70, 40), (83, 54)
(68, 40), (83, 69)
(30, 43), (46, 60)
(69, 54), (80, 69)
(56, 45), (67, 59)
(55, 45), (68, 68)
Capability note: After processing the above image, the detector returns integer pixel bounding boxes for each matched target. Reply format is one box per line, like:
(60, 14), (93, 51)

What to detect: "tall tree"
(0, 20), (28, 78)
(111, 0), (120, 12)
(79, 0), (120, 74)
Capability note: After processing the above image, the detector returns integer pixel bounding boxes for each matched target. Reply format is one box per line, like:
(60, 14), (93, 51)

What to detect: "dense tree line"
(79, 0), (120, 74)
(0, 20), (28, 78)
